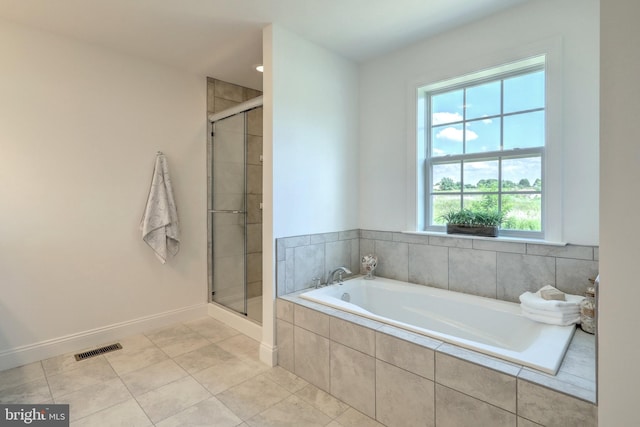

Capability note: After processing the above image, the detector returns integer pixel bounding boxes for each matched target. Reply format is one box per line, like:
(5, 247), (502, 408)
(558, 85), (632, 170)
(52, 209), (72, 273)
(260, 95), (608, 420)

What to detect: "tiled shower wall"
(207, 78), (263, 301)
(276, 229), (599, 301)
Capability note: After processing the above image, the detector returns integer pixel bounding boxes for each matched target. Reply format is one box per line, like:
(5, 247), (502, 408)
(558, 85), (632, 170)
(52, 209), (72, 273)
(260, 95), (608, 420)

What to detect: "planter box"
(446, 224), (499, 237)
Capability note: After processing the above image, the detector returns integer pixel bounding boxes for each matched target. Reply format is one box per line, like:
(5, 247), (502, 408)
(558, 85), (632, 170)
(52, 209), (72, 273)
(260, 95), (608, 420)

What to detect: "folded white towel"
(519, 286), (584, 312)
(521, 306), (579, 321)
(520, 301), (580, 315)
(522, 310), (580, 326)
(140, 153), (180, 264)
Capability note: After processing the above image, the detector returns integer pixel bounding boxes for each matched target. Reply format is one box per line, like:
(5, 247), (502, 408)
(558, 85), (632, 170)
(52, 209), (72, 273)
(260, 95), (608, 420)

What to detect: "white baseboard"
(0, 303), (208, 372)
(207, 303), (262, 342)
(260, 342), (277, 367)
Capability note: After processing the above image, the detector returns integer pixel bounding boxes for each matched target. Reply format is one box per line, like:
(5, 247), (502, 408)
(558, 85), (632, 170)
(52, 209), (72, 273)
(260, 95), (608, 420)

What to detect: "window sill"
(401, 230), (566, 246)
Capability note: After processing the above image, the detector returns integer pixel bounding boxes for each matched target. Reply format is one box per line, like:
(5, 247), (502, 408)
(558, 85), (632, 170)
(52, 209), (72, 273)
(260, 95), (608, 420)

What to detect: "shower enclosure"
(208, 94), (263, 324)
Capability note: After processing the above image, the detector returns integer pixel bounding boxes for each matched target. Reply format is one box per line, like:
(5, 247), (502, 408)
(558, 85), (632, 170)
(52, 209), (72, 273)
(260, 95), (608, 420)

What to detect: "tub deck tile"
(330, 342), (376, 418)
(435, 383), (516, 427)
(518, 368), (596, 404)
(275, 320), (294, 372)
(517, 379), (597, 426)
(376, 325), (442, 350)
(294, 305), (330, 337)
(436, 343), (522, 377)
(276, 299), (294, 322)
(330, 317), (376, 356)
(376, 359), (435, 427)
(559, 330), (596, 382)
(376, 330), (436, 380)
(277, 293), (596, 404)
(329, 311), (386, 332)
(436, 351), (517, 413)
(293, 326), (330, 393)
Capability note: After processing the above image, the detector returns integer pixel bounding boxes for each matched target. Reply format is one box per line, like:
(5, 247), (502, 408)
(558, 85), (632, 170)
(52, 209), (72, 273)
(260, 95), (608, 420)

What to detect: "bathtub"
(299, 276), (576, 375)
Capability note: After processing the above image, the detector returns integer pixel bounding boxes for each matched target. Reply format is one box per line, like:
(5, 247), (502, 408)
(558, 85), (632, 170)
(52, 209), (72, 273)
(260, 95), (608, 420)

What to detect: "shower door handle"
(208, 210), (246, 214)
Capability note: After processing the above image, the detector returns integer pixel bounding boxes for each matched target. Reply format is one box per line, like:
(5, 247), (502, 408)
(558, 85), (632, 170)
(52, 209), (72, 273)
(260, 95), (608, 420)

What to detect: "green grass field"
(432, 182), (541, 231)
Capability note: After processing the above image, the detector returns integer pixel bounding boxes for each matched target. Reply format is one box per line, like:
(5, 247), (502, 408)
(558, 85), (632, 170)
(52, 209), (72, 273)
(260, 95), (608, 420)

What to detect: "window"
(418, 56), (546, 238)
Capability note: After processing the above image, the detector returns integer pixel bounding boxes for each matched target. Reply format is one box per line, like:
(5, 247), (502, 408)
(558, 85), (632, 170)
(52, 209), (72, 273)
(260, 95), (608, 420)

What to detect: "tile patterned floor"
(0, 317), (384, 427)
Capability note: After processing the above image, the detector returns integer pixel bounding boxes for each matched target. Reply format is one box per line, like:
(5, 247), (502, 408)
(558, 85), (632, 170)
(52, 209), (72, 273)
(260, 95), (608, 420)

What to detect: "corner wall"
(599, 0), (640, 424)
(262, 24), (360, 365)
(269, 25), (360, 239)
(0, 19), (207, 367)
(358, 0), (599, 245)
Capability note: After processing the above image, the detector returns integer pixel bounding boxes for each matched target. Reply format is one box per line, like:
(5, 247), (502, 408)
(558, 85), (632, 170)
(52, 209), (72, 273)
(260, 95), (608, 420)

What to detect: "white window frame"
(406, 39), (563, 243)
(423, 59), (545, 239)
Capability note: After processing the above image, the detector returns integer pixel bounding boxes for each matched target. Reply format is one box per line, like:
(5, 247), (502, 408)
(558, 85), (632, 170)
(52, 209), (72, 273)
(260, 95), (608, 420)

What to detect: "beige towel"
(140, 153), (180, 263)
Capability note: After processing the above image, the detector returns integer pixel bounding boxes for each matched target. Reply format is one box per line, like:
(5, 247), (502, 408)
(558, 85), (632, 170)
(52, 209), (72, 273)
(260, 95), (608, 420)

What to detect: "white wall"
(359, 0), (599, 245)
(0, 19), (207, 365)
(599, 0), (640, 423)
(270, 25), (360, 239)
(260, 24), (359, 364)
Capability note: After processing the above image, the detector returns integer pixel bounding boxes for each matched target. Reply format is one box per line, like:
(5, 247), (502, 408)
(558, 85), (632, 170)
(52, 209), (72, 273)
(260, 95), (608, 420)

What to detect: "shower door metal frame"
(207, 96), (263, 318)
(209, 113), (248, 315)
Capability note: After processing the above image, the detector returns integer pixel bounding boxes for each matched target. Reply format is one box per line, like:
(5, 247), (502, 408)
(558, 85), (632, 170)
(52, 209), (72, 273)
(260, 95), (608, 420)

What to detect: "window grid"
(425, 67), (544, 236)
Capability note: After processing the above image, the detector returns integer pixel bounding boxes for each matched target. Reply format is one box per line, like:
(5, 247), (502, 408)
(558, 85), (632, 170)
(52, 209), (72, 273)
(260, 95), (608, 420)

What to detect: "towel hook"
(157, 151), (163, 155)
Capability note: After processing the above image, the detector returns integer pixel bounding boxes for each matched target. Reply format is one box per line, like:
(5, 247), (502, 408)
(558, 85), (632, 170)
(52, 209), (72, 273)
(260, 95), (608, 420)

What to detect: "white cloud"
(432, 112), (462, 125)
(482, 118), (493, 124)
(466, 161), (497, 170)
(436, 127), (478, 142)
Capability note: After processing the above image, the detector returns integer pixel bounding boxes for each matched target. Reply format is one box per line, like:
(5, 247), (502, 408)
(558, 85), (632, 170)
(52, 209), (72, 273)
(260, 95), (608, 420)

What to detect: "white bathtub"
(300, 277), (575, 375)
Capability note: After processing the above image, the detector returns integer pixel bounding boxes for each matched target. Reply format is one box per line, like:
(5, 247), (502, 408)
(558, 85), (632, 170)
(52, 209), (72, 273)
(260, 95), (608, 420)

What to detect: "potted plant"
(441, 209), (504, 237)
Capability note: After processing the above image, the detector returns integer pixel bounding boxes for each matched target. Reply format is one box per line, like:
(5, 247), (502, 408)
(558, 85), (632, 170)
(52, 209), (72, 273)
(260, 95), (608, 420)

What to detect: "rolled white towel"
(522, 310), (580, 326)
(519, 287), (584, 312)
(521, 306), (579, 321)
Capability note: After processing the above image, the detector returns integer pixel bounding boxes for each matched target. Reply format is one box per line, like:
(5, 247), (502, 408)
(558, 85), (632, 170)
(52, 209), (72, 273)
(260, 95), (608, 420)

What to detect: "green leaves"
(440, 209), (505, 227)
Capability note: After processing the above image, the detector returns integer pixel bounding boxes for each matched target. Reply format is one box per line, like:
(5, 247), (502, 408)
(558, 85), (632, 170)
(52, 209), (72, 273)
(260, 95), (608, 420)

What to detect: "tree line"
(436, 177), (541, 191)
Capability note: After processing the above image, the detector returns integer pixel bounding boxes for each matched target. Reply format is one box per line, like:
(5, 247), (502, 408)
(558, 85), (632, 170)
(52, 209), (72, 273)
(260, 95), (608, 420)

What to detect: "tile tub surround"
(276, 296), (597, 427)
(276, 229), (599, 303)
(276, 230), (361, 296)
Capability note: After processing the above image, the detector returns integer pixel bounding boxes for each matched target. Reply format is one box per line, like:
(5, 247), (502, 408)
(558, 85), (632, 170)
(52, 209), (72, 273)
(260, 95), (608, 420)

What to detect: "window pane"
(465, 81), (501, 120)
(464, 194), (499, 212)
(503, 111), (544, 149)
(502, 194), (542, 231)
(423, 63), (546, 233)
(431, 90), (463, 125)
(504, 70), (544, 113)
(432, 163), (461, 192)
(465, 118), (501, 154)
(463, 159), (499, 192)
(502, 157), (541, 190)
(432, 195), (461, 225)
(432, 124), (463, 156)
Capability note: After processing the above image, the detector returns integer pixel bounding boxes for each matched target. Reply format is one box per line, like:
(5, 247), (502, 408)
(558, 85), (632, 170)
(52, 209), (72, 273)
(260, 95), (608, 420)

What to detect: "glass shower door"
(211, 113), (247, 315)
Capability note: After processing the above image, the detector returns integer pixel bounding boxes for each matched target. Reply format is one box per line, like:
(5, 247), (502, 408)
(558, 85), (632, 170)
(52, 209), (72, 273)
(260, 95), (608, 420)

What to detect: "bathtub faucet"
(326, 266), (352, 285)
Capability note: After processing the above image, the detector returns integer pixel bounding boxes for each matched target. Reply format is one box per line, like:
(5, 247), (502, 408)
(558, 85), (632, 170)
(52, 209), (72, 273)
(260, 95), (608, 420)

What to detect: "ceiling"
(0, 0), (529, 90)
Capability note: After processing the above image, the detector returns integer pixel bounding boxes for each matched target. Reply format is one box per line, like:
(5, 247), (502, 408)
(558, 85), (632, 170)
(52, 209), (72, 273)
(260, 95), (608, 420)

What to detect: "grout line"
(437, 383), (516, 415)
(40, 360), (55, 404)
(515, 375), (519, 421)
(433, 352), (437, 426)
